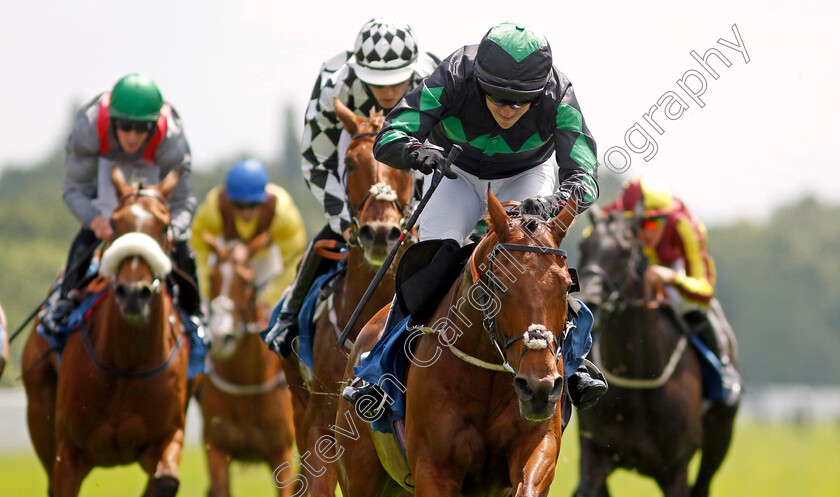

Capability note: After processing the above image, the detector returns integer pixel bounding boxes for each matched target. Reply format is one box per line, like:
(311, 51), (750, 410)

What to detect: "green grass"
(2, 419), (838, 496)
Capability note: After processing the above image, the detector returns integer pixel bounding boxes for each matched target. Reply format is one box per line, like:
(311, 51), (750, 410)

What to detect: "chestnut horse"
(22, 167), (189, 497)
(199, 235), (296, 497)
(278, 96), (415, 497)
(573, 208), (738, 497)
(336, 192), (578, 497)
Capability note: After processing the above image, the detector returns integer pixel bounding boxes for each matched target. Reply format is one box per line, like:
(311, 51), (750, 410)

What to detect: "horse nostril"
(388, 226), (402, 245)
(358, 225), (375, 246)
(139, 285), (153, 301)
(513, 377), (534, 400)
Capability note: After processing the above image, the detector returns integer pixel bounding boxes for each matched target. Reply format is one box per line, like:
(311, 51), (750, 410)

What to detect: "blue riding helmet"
(225, 159), (269, 203)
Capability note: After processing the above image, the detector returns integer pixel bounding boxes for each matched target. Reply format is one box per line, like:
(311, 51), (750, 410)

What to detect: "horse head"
(99, 166), (177, 323)
(203, 233), (264, 358)
(334, 96), (414, 266)
(577, 207), (646, 313)
(472, 190), (578, 421)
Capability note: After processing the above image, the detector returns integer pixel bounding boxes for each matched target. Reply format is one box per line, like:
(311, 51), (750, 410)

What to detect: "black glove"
(512, 192), (567, 219)
(406, 144), (457, 179)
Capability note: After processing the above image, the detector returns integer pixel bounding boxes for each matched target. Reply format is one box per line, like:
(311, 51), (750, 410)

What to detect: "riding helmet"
(109, 73), (164, 122)
(225, 159), (269, 203)
(348, 18), (420, 86)
(474, 22), (553, 102)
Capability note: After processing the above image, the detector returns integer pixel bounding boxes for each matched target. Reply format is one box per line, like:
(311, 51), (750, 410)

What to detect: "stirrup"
(341, 379), (390, 420)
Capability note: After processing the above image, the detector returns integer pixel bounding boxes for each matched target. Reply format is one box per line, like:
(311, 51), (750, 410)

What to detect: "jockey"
(263, 18), (439, 358)
(41, 73), (207, 375)
(604, 175), (742, 405)
(191, 159), (307, 323)
(347, 22), (607, 409)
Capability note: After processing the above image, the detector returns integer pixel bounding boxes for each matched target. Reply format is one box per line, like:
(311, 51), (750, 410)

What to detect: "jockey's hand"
(512, 192), (567, 219)
(90, 216), (113, 241)
(644, 265), (677, 301)
(406, 144), (457, 179)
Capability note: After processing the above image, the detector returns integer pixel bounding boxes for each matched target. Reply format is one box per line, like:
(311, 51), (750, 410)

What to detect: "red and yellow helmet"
(620, 176), (676, 218)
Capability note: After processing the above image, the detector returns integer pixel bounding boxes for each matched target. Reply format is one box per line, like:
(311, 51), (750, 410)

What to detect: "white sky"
(2, 0), (838, 224)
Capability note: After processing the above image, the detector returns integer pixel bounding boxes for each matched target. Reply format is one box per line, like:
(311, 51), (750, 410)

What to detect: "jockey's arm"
(260, 185), (308, 308)
(671, 217), (715, 304)
(551, 83), (599, 213)
(189, 187), (224, 301)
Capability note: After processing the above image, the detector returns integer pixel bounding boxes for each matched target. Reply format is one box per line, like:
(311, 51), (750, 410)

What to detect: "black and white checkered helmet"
(348, 18), (419, 86)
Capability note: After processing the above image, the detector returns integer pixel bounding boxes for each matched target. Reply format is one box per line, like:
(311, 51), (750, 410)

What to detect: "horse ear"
(247, 232), (271, 256)
(111, 166), (133, 198)
(550, 194), (579, 245)
(157, 170), (180, 199)
(333, 96), (359, 137)
(486, 186), (510, 239)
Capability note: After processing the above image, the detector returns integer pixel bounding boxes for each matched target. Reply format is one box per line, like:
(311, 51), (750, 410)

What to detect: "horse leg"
(334, 407), (400, 497)
(691, 404), (738, 497)
(51, 439), (90, 497)
(205, 445), (231, 497)
(300, 400), (340, 497)
(22, 330), (58, 489)
(268, 447), (295, 497)
(411, 459), (465, 497)
(654, 464), (690, 497)
(506, 426), (562, 497)
(280, 356), (310, 450)
(139, 429), (184, 497)
(575, 437), (614, 497)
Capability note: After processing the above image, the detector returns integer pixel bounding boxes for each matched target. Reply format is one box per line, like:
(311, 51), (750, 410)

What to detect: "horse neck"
(339, 245), (399, 335)
(597, 296), (682, 375)
(213, 332), (279, 382)
(95, 290), (174, 369)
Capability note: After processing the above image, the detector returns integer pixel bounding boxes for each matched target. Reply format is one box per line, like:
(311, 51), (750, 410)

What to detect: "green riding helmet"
(109, 73), (164, 122)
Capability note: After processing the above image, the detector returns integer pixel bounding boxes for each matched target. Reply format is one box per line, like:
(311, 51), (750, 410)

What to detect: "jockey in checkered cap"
(264, 19), (438, 358)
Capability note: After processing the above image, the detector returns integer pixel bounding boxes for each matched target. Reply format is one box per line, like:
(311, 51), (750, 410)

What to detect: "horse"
(573, 207), (739, 497)
(0, 304), (8, 378)
(277, 96), (416, 497)
(336, 191), (579, 497)
(199, 234), (296, 497)
(21, 167), (189, 497)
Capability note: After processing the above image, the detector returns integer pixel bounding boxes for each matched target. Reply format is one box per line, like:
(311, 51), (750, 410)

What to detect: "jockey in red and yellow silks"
(605, 176), (741, 406)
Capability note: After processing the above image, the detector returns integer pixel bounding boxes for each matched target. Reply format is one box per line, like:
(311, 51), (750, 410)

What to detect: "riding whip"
(337, 144), (463, 347)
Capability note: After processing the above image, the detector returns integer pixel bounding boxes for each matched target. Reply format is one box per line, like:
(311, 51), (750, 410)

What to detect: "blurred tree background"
(1, 104), (838, 388)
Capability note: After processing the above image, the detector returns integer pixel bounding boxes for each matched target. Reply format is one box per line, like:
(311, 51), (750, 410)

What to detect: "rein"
(80, 310), (184, 378)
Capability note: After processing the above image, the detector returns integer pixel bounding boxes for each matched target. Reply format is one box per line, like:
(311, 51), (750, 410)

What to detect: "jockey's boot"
(685, 310), (742, 406)
(42, 229), (99, 335)
(264, 238), (325, 358)
(170, 240), (209, 379)
(567, 362), (608, 410)
(341, 377), (391, 420)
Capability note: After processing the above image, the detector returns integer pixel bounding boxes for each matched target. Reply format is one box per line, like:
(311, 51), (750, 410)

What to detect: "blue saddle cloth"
(688, 335), (726, 402)
(263, 261), (344, 370)
(354, 299), (595, 434)
(37, 284), (206, 379)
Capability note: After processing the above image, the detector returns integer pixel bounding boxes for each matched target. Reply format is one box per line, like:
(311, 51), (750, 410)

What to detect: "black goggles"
(114, 119), (155, 133)
(485, 93), (534, 110)
(231, 200), (262, 210)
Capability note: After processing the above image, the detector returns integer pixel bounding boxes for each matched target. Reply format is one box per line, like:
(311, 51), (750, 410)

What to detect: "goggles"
(639, 216), (666, 231)
(114, 119), (155, 133)
(485, 93), (534, 110)
(231, 200), (262, 210)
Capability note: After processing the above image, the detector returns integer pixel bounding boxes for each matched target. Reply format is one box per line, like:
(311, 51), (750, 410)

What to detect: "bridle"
(474, 242), (571, 375)
(344, 131), (413, 246)
(413, 238), (574, 376)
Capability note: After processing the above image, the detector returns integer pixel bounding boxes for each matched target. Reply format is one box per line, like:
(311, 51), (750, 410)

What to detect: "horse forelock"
(100, 232), (172, 278)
